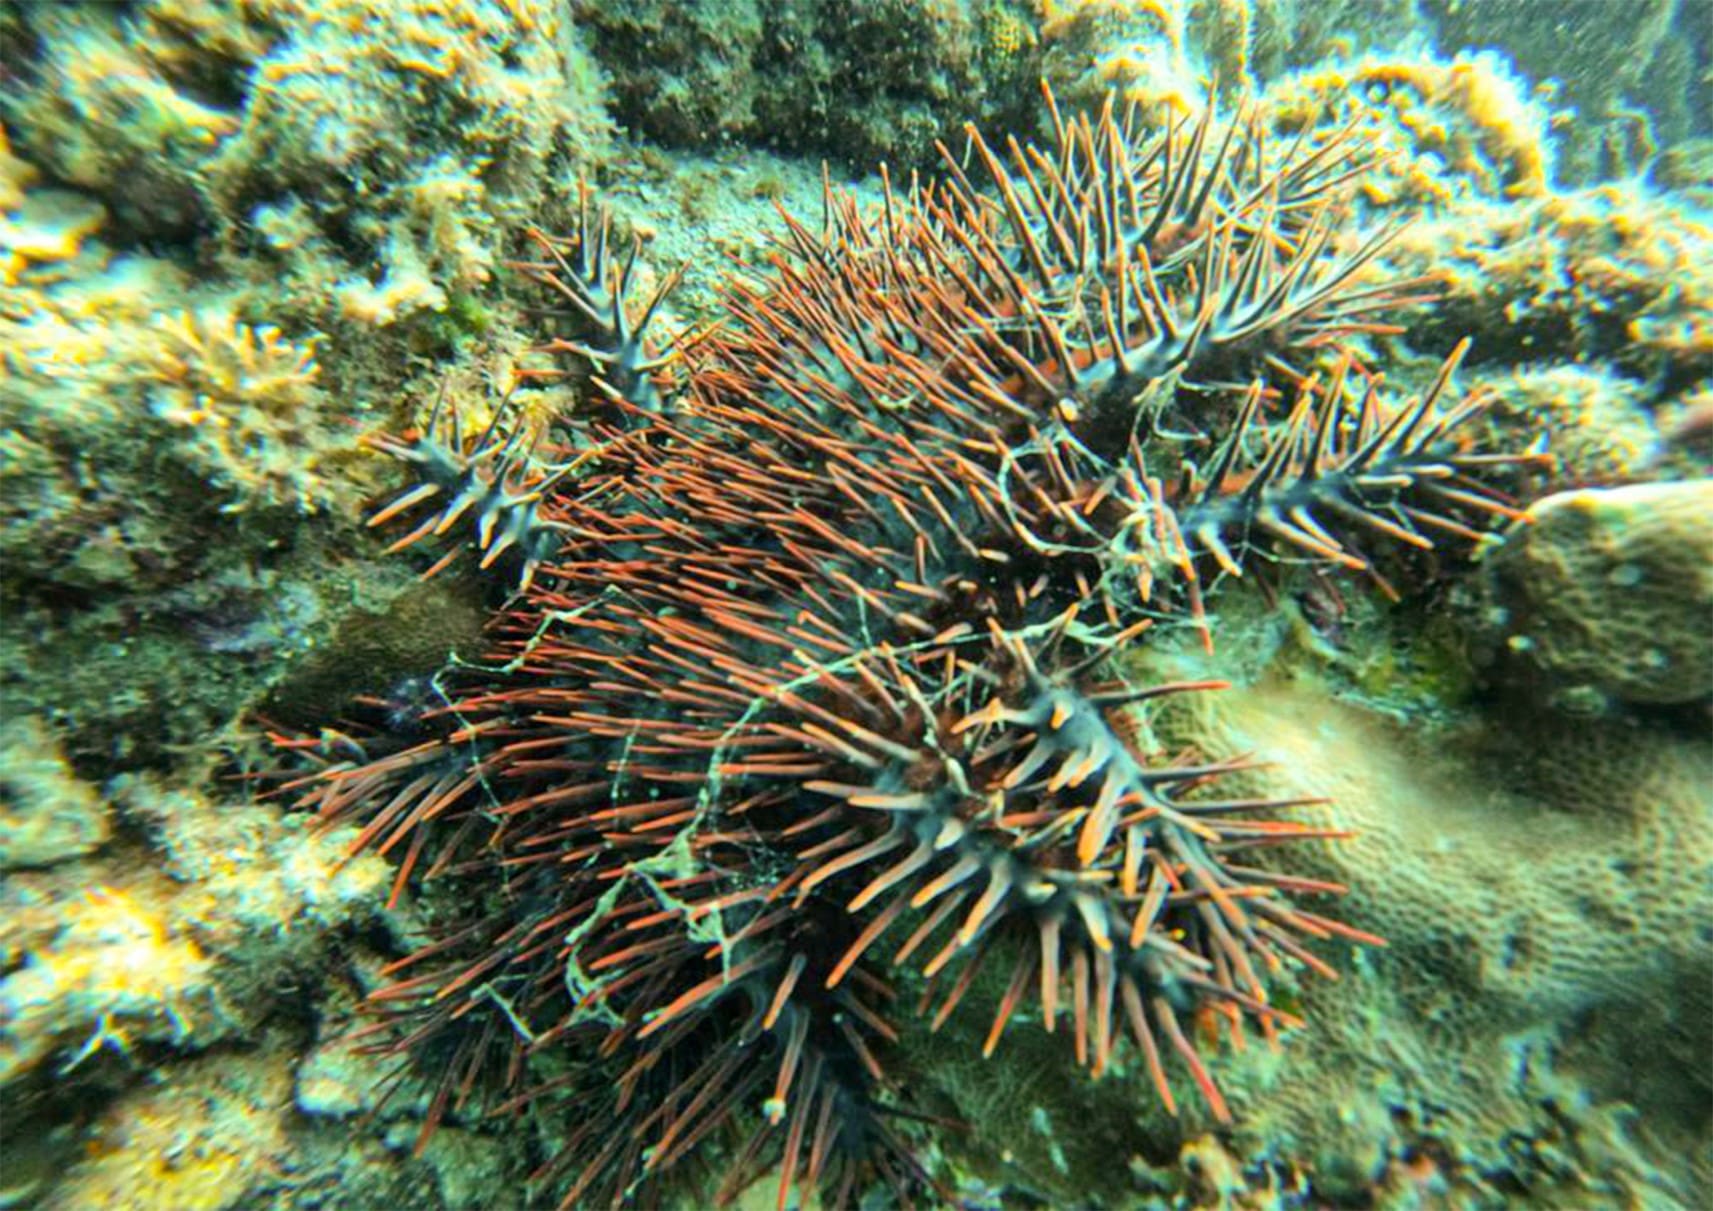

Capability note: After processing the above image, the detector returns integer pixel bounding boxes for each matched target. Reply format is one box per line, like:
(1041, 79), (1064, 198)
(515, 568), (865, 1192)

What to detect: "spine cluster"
(281, 85), (1546, 1208)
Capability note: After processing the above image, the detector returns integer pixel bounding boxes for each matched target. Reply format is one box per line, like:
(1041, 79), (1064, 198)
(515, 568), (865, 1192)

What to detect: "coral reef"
(1481, 480), (1713, 708)
(1392, 185), (1713, 382)
(0, 0), (616, 772)
(1423, 0), (1710, 182)
(0, 761), (453, 1207)
(0, 774), (390, 1087)
(2, 877), (222, 1086)
(2, 3), (1708, 1209)
(40, 1049), (297, 1211)
(0, 197), (364, 766)
(1, 0), (609, 328)
(1036, 0), (1574, 204)
(143, 306), (330, 512)
(1266, 51), (1557, 202)
(1038, 0), (1423, 118)
(1038, 0), (1711, 188)
(903, 650), (1711, 1207)
(1483, 363), (1657, 484)
(1141, 671), (1711, 1205)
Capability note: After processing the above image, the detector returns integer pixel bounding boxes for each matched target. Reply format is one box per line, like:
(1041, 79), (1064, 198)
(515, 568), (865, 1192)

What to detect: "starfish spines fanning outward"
(277, 82), (1548, 1209)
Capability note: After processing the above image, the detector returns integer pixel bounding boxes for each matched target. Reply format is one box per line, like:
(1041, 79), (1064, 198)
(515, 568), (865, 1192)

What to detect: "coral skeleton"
(278, 83), (1547, 1208)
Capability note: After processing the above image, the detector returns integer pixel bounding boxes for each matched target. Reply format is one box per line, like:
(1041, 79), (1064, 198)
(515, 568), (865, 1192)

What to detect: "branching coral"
(277, 83), (1546, 1208)
(144, 306), (329, 511)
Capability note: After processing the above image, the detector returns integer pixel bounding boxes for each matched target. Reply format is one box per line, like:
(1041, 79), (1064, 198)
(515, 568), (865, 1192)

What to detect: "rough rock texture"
(1487, 481), (1713, 706)
(573, 0), (1042, 171)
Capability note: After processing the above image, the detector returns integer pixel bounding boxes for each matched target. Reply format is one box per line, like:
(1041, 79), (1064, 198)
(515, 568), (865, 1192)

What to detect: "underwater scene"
(1, 1), (1709, 1208)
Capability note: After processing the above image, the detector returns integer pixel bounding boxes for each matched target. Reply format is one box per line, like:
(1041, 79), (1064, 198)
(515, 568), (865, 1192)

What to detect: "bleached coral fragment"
(335, 267), (447, 326)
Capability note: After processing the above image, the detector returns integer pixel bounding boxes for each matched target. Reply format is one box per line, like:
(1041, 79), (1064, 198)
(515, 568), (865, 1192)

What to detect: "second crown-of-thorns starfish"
(274, 83), (1551, 1208)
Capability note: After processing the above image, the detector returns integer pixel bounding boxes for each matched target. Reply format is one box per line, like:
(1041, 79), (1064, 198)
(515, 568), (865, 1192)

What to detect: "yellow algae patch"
(0, 190), (107, 286)
(1269, 52), (1555, 201)
(0, 774), (390, 1088)
(0, 881), (217, 1082)
(44, 1050), (294, 1211)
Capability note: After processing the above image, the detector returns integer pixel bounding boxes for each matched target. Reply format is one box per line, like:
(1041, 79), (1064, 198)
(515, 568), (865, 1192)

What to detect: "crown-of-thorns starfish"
(277, 81), (1549, 1209)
